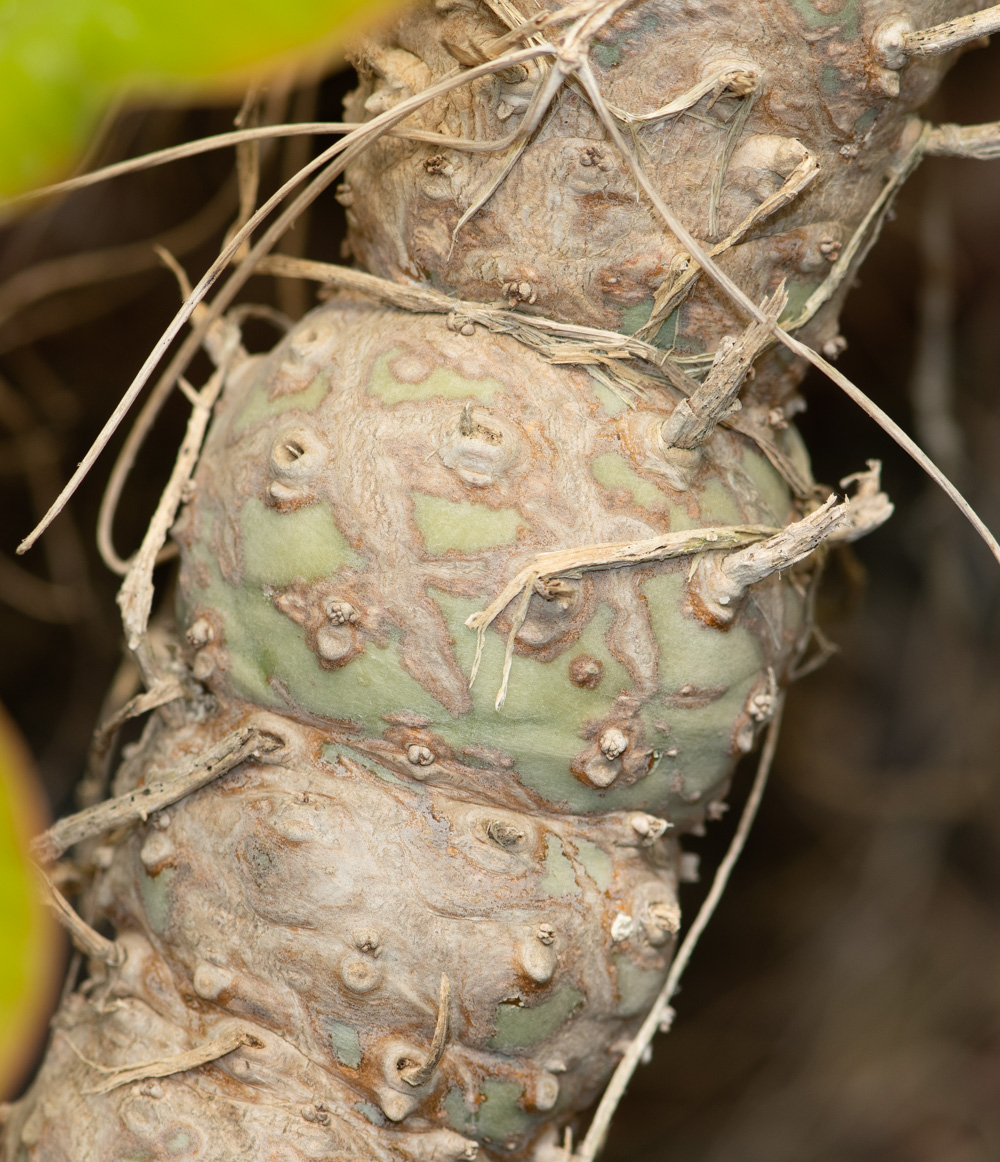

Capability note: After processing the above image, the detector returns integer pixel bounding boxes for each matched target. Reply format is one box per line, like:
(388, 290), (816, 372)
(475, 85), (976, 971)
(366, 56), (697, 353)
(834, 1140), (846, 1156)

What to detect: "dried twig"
(36, 871), (125, 966)
(79, 677), (185, 809)
(116, 328), (240, 665)
(659, 283), (787, 451)
(926, 119), (1000, 160)
(31, 724), (284, 864)
(905, 4), (1000, 56)
(466, 524), (780, 708)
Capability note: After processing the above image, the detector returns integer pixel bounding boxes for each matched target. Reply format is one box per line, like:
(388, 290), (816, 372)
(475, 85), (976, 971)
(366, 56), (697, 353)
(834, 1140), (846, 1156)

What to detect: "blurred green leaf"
(0, 704), (57, 1099)
(0, 0), (396, 197)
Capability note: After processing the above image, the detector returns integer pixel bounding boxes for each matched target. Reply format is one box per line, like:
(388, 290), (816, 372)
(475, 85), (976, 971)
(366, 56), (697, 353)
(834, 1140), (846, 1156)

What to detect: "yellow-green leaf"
(0, 0), (399, 197)
(0, 703), (58, 1098)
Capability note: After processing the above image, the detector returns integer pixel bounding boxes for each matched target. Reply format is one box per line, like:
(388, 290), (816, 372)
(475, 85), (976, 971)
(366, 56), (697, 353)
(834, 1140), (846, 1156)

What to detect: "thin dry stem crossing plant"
(3, 3), (1000, 1161)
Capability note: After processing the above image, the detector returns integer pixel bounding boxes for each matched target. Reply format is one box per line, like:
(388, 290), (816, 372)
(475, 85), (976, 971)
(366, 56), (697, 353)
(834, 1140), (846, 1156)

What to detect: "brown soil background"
(1, 36), (998, 1161)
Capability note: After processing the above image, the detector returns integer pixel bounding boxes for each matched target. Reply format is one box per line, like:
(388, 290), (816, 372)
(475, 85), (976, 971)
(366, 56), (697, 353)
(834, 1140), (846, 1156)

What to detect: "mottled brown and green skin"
(3, 2), (974, 1160)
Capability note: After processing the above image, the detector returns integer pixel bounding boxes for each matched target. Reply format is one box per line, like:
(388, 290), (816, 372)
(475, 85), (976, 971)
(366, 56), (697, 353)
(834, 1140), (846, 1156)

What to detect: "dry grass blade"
(605, 64), (758, 125)
(36, 870), (125, 966)
(708, 75), (758, 239)
(116, 328), (239, 665)
(58, 1027), (262, 1095)
(399, 57), (563, 155)
(577, 60), (1000, 569)
(637, 146), (818, 339)
(256, 254), (677, 370)
(451, 139), (530, 245)
(4, 124), (358, 207)
(16, 43), (551, 558)
(574, 695), (785, 1162)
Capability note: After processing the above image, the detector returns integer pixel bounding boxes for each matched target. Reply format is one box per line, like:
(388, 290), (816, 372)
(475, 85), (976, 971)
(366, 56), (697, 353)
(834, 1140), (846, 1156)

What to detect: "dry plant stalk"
(3, 2), (998, 1161)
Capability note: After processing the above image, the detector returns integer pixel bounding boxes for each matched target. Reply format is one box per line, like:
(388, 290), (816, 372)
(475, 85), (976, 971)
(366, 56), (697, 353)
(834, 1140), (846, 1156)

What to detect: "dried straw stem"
(906, 4), (1000, 56)
(58, 1026), (263, 1095)
(36, 871), (125, 966)
(31, 724), (284, 864)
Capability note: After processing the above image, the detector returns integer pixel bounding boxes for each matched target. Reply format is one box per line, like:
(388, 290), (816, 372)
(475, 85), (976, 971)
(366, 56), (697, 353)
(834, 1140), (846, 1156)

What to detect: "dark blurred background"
(1, 33), (998, 1162)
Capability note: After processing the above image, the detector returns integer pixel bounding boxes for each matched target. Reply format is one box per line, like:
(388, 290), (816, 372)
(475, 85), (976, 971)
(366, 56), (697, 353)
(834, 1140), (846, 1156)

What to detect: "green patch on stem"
(591, 453), (670, 511)
(187, 538), (444, 730)
(139, 866), (176, 934)
(572, 838), (612, 890)
(696, 479), (742, 524)
(355, 1101), (386, 1126)
(821, 65), (842, 96)
(540, 834), (579, 898)
(854, 107), (878, 135)
(433, 584), (763, 817)
(488, 984), (584, 1051)
(241, 498), (361, 586)
(780, 278), (822, 327)
(668, 505), (699, 532)
(587, 374), (629, 418)
(652, 310), (680, 350)
(412, 494), (524, 555)
(620, 300), (653, 335)
(327, 1019), (362, 1068)
(591, 42), (621, 69)
(614, 953), (665, 1017)
(643, 572), (762, 690)
(323, 745), (414, 789)
(788, 0), (858, 34)
(368, 351), (500, 404)
(429, 593), (638, 810)
(477, 1080), (533, 1140)
(234, 371), (330, 433)
(444, 1087), (475, 1134)
(740, 447), (792, 524)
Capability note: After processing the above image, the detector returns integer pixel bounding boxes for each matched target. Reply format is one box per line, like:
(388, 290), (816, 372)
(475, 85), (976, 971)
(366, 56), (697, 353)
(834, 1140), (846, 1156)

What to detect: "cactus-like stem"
(5, 3), (984, 1161)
